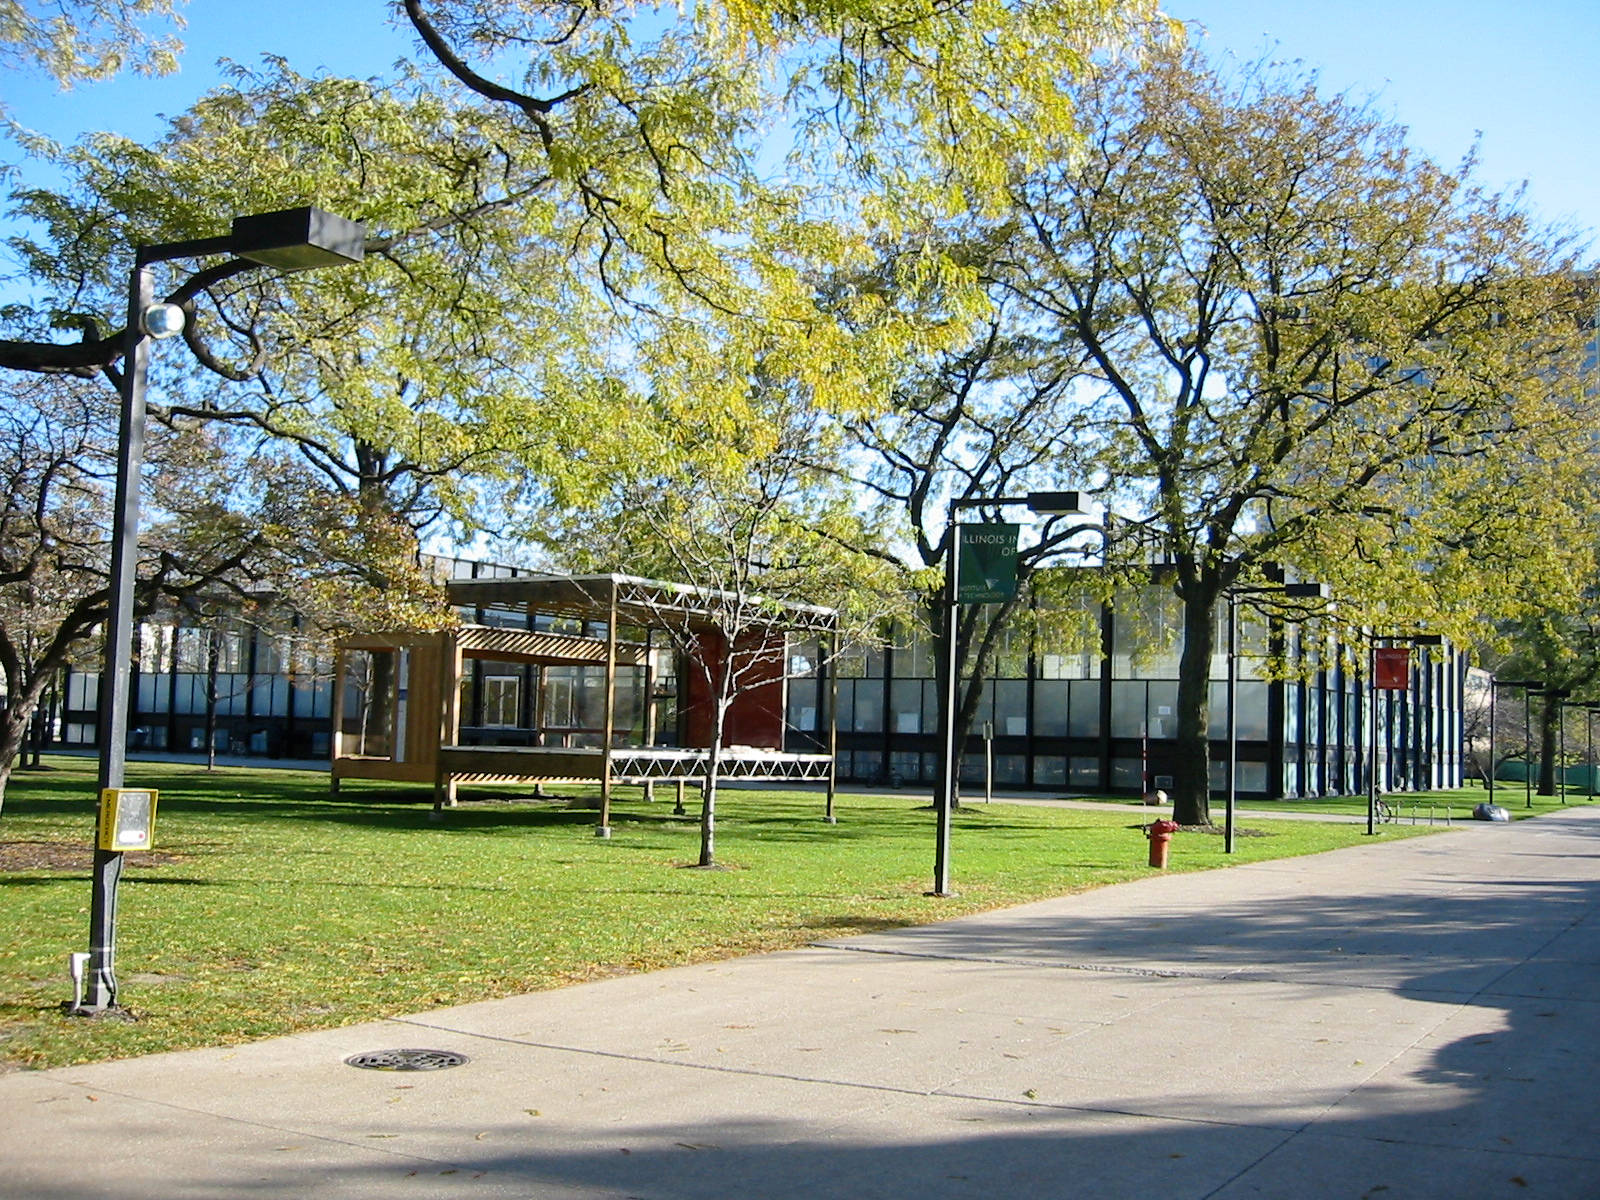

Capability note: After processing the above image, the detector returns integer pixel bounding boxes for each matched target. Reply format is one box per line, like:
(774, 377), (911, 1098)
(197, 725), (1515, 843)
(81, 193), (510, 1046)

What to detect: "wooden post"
(434, 632), (463, 815)
(329, 648), (346, 762)
(329, 647), (347, 795)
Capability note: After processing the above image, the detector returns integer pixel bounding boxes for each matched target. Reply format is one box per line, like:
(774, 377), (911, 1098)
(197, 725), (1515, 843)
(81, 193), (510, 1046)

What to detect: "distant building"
(50, 559), (1465, 800)
(787, 572), (1464, 799)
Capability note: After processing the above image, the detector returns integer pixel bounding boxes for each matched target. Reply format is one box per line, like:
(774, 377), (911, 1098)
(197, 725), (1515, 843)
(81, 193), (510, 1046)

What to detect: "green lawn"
(0, 755), (1486, 1071)
(1226, 781), (1593, 823)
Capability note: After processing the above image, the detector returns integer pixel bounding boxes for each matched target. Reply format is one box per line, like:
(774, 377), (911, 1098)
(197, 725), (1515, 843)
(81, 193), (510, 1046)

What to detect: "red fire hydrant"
(1146, 819), (1180, 869)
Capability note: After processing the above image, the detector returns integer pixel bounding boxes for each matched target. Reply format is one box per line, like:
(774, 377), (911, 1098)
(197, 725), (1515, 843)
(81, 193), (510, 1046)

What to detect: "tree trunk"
(928, 589), (1027, 811)
(1171, 586), (1220, 826)
(927, 594), (949, 806)
(0, 674), (50, 817)
(699, 729), (724, 868)
(23, 704), (44, 768)
(699, 690), (730, 868)
(0, 709), (27, 816)
(1538, 701), (1559, 797)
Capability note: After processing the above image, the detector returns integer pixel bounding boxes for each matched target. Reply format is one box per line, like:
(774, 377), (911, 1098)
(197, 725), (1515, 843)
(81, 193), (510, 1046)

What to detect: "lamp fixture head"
(140, 303), (186, 339)
(1025, 490), (1085, 516)
(1281, 582), (1331, 599)
(229, 206), (366, 272)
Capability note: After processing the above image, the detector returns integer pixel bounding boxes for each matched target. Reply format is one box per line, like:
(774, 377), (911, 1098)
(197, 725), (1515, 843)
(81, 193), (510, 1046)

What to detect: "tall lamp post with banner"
(1366, 633), (1444, 835)
(932, 491), (1083, 897)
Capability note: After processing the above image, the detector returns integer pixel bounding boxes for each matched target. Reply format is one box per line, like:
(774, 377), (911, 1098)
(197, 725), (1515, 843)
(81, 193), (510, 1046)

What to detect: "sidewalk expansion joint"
(390, 1014), (1289, 1134)
(811, 941), (1236, 980)
(809, 942), (1471, 995)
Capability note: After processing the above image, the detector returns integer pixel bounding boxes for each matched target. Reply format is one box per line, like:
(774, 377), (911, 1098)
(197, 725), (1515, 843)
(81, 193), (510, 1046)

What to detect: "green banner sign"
(956, 523), (1021, 604)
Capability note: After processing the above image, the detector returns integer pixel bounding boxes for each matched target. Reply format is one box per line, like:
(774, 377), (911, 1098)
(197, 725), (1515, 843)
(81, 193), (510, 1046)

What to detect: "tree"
(2, 0), (1171, 562)
(0, 373), (252, 811)
(6, 63), (600, 540)
(992, 45), (1596, 824)
(0, 0), (182, 94)
(0, 0), (1162, 797)
(533, 377), (899, 866)
(819, 239), (1113, 801)
(0, 366), (445, 813)
(2, 2), (1150, 559)
(3, 0), (1164, 377)
(1484, 559), (1600, 795)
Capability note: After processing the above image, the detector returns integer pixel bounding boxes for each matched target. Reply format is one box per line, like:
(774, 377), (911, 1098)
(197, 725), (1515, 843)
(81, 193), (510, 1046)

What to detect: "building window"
(481, 674), (521, 728)
(1068, 681), (1101, 737)
(1112, 587), (1182, 679)
(994, 680), (1029, 736)
(1034, 756), (1067, 786)
(340, 649), (395, 758)
(1069, 756), (1100, 788)
(851, 681), (889, 739)
(1110, 757), (1143, 788)
(891, 679), (923, 734)
(1033, 681), (1068, 737)
(787, 679), (819, 732)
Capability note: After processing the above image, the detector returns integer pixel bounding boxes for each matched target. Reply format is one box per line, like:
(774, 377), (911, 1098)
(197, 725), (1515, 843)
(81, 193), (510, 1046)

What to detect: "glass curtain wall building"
(47, 561), (1464, 798)
(785, 573), (1464, 799)
(52, 556), (545, 762)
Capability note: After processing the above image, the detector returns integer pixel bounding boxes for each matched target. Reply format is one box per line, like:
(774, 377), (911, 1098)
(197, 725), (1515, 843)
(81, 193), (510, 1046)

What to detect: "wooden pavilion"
(329, 573), (839, 832)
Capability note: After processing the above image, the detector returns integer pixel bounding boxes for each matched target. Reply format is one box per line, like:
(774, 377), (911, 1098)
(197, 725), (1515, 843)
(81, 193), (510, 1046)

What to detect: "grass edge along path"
(1, 757), (1529, 1072)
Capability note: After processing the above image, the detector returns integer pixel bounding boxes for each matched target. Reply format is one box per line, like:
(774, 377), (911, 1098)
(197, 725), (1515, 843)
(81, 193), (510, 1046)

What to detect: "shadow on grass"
(37, 822), (1600, 1198)
(5, 759), (1141, 855)
(0, 875), (221, 888)
(0, 875), (90, 887)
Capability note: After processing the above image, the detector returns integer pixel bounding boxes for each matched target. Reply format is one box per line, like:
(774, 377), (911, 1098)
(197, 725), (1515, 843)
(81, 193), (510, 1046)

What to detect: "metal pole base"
(62, 1002), (137, 1021)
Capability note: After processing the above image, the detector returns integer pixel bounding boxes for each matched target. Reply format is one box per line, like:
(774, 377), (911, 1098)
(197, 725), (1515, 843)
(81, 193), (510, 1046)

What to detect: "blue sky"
(5, 0), (1598, 246)
(1177, 0), (1600, 243)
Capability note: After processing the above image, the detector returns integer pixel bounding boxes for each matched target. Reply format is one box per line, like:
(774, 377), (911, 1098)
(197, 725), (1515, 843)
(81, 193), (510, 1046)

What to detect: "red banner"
(1373, 646), (1411, 690)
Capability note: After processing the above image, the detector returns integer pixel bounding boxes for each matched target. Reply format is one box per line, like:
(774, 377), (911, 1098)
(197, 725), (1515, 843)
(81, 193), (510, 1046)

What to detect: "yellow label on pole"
(97, 788), (159, 851)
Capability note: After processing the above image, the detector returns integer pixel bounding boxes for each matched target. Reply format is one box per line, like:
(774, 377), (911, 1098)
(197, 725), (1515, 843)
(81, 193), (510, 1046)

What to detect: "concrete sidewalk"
(5, 810), (1599, 1199)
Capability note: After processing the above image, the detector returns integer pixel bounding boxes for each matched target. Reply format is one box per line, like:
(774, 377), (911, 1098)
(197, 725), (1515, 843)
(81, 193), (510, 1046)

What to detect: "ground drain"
(344, 1048), (470, 1072)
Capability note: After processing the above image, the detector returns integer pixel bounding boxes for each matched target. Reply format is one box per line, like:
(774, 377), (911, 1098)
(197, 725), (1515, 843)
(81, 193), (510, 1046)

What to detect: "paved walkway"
(6, 808), (1599, 1198)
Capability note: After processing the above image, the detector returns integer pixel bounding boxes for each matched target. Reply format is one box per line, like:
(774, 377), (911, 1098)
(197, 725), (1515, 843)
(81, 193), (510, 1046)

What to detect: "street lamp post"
(1224, 581), (1328, 854)
(1366, 633), (1444, 836)
(1524, 685), (1540, 809)
(933, 490), (1082, 897)
(1580, 704), (1593, 800)
(75, 208), (364, 1015)
(1488, 680), (1543, 808)
(1558, 694), (1567, 804)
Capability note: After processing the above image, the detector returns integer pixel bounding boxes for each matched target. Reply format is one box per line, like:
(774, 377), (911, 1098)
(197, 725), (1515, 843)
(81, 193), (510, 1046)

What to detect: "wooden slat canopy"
(446, 573), (839, 636)
(330, 572), (840, 830)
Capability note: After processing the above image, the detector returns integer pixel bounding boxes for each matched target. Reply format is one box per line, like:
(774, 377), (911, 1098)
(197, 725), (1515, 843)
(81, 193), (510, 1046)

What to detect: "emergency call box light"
(98, 788), (159, 851)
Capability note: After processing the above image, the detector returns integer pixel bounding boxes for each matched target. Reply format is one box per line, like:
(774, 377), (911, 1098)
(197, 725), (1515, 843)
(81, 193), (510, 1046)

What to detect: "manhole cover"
(344, 1048), (470, 1072)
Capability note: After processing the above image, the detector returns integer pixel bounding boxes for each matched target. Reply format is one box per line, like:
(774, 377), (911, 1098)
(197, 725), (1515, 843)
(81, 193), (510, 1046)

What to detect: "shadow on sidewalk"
(31, 823), (1592, 1199)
